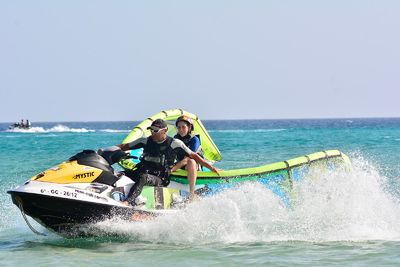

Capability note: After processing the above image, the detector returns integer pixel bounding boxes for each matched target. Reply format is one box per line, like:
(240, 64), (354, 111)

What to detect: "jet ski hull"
(8, 190), (135, 236)
(7, 179), (162, 237)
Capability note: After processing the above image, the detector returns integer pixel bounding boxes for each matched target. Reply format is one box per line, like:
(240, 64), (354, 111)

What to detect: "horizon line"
(1, 115), (400, 124)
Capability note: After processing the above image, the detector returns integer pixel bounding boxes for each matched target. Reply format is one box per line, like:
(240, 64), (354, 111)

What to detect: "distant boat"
(9, 120), (32, 130)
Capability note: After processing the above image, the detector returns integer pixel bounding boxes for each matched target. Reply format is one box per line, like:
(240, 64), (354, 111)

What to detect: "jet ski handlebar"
(97, 146), (137, 165)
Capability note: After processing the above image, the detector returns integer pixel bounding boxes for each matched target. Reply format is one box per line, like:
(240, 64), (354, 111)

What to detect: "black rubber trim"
(304, 155), (311, 164)
(93, 171), (118, 186)
(161, 110), (168, 117)
(154, 187), (164, 209)
(283, 160), (293, 188)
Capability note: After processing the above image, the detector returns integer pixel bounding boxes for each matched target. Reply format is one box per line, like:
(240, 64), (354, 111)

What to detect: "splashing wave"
(92, 157), (400, 243)
(3, 156), (400, 243)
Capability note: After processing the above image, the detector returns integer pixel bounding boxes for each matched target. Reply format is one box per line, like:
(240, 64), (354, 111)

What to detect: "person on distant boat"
(20, 119), (24, 128)
(170, 115), (204, 198)
(26, 119), (31, 128)
(116, 119), (219, 206)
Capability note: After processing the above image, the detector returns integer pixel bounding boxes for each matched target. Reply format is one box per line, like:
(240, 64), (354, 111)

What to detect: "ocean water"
(1, 118), (400, 266)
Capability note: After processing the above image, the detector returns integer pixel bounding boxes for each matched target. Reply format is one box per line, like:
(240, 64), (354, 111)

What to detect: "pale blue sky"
(1, 1), (399, 122)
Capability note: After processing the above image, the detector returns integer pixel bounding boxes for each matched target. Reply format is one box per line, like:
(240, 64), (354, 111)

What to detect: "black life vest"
(137, 136), (176, 178)
(174, 134), (203, 161)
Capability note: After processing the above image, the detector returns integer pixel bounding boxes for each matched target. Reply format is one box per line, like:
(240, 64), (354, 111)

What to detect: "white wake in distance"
(6, 125), (94, 133)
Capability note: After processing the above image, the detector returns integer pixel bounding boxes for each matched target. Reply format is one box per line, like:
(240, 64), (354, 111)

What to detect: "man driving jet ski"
(106, 119), (219, 206)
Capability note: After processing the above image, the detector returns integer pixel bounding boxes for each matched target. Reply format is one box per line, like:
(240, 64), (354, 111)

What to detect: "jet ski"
(8, 146), (350, 238)
(7, 149), (185, 237)
(8, 109), (352, 237)
(9, 120), (32, 130)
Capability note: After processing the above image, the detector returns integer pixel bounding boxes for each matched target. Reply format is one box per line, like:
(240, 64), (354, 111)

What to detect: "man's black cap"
(147, 119), (168, 130)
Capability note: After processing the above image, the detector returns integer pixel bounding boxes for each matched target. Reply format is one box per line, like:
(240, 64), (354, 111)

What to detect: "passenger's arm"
(189, 152), (220, 176)
(189, 136), (201, 152)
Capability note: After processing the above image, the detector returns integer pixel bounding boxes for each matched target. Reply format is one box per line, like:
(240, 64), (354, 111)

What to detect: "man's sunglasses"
(150, 127), (167, 133)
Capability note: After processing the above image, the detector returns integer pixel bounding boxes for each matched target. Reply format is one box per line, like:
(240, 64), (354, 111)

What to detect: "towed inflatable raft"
(120, 109), (351, 209)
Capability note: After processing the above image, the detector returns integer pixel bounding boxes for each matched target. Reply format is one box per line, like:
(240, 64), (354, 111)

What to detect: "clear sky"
(1, 1), (399, 122)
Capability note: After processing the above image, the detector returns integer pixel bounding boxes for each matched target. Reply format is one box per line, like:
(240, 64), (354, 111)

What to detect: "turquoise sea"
(1, 118), (400, 266)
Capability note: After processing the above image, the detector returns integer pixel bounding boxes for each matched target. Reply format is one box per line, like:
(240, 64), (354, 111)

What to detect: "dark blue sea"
(1, 118), (400, 266)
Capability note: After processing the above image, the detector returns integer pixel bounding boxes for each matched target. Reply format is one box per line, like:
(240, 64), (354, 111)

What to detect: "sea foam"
(6, 125), (94, 133)
(92, 156), (400, 243)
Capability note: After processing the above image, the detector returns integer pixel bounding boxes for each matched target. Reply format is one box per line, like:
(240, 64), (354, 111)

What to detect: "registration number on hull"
(40, 188), (78, 198)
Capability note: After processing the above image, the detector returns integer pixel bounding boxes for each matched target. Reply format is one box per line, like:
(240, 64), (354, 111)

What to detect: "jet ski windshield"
(69, 150), (114, 172)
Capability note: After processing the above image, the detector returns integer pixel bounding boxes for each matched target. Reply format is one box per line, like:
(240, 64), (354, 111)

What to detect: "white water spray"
(93, 156), (400, 243)
(6, 125), (94, 133)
